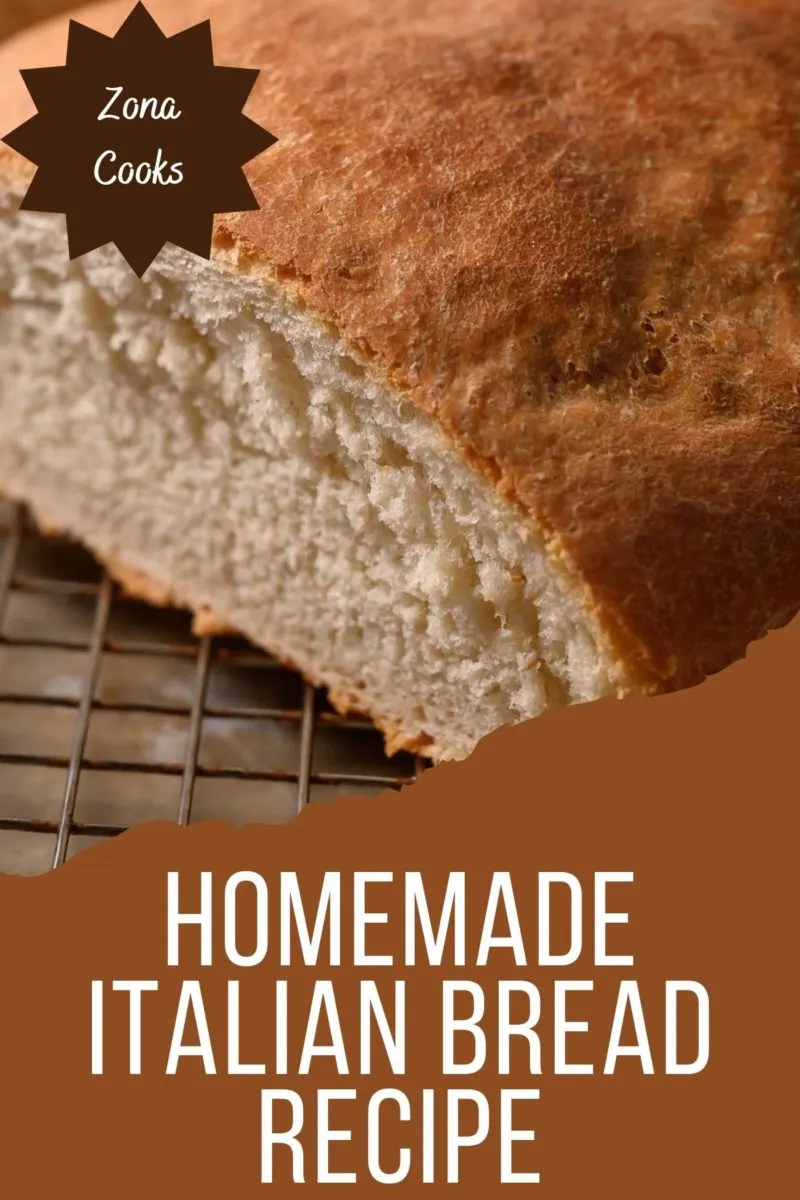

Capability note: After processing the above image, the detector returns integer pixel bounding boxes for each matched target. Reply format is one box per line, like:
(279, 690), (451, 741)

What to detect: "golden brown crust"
(104, 557), (175, 609)
(0, 1), (71, 43)
(3, 0), (800, 691)
(107, 564), (238, 637)
(107, 553), (431, 756)
(190, 606), (239, 638)
(327, 688), (434, 757)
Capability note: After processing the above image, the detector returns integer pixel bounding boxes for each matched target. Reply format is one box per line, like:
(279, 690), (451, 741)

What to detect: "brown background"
(0, 614), (797, 1194)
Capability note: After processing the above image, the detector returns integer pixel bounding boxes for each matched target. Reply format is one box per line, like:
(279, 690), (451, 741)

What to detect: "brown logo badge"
(1, 2), (277, 276)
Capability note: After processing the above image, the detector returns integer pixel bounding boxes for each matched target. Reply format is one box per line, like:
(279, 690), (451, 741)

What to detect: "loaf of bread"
(0, 1), (72, 43)
(1, 0), (799, 760)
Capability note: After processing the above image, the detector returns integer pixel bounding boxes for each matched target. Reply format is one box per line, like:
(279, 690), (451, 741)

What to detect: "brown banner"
(0, 617), (797, 1195)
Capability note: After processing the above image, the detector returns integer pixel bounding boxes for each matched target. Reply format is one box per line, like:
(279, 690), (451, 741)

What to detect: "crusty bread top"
(3, 0), (800, 691)
(0, 2), (73, 43)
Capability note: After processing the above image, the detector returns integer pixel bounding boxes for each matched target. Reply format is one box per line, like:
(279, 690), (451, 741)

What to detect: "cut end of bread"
(0, 186), (632, 760)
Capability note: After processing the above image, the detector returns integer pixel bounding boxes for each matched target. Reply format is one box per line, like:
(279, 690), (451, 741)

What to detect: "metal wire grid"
(0, 501), (424, 871)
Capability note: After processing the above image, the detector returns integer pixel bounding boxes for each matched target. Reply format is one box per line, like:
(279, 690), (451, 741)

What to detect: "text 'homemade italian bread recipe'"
(1, 0), (799, 760)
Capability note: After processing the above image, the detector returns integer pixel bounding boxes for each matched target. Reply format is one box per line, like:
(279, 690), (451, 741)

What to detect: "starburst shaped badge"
(2, 2), (277, 276)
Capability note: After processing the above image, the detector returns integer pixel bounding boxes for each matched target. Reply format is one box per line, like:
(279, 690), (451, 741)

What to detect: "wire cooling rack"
(0, 500), (424, 874)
